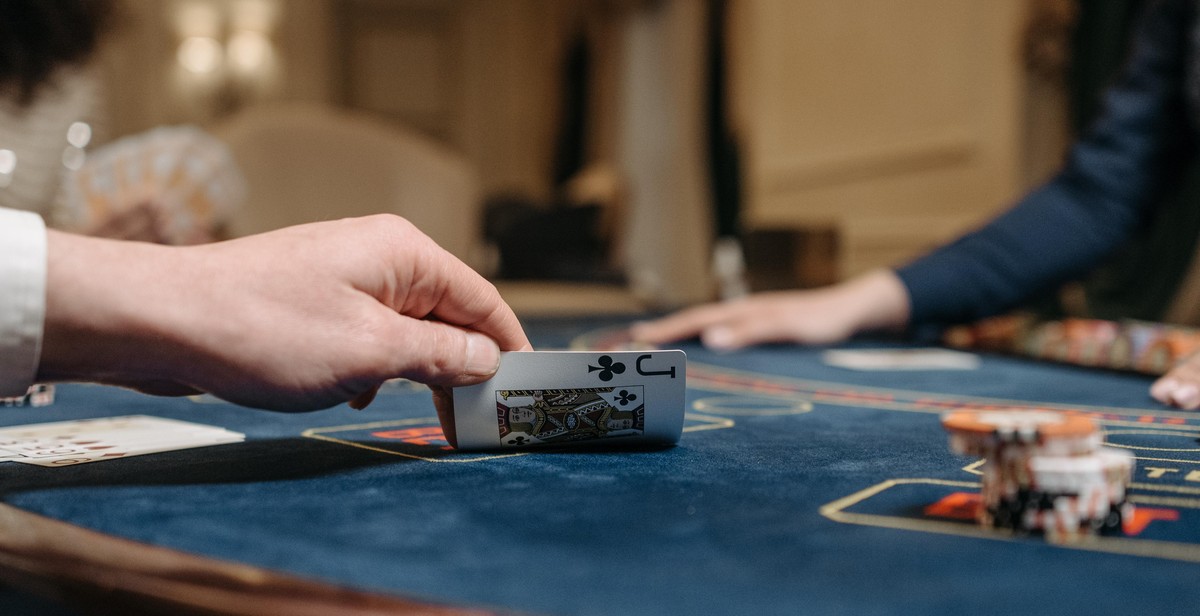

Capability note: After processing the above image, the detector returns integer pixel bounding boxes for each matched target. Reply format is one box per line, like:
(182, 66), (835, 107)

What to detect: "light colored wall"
(617, 0), (714, 306)
(728, 0), (1034, 278)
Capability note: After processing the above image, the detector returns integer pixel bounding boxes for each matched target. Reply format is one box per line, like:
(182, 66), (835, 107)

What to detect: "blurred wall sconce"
(172, 0), (281, 117)
(0, 149), (16, 189)
(178, 35), (224, 74)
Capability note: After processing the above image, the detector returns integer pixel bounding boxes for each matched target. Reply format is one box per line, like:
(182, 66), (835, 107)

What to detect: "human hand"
(629, 269), (911, 350)
(1150, 353), (1200, 409)
(38, 215), (531, 417)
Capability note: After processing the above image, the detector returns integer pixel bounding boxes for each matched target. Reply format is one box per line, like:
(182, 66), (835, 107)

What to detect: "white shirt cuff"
(0, 208), (46, 396)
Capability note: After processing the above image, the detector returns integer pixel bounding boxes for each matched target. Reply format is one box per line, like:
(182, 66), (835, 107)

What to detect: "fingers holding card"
(450, 351), (686, 450)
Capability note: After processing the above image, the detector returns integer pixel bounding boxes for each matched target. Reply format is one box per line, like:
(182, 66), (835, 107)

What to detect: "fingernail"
(703, 326), (734, 350)
(465, 332), (501, 376)
(1175, 384), (1200, 409)
(349, 385), (380, 410)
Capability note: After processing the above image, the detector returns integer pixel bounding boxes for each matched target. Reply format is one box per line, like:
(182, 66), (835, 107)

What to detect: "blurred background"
(18, 0), (1178, 318)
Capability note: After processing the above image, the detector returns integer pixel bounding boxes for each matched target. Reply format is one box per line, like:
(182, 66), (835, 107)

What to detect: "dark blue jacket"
(896, 0), (1198, 326)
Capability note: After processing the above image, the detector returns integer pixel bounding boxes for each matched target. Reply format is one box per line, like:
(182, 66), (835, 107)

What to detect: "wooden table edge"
(0, 502), (498, 616)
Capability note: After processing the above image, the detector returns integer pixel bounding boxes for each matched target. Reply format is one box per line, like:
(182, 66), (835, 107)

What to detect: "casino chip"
(941, 409), (1134, 543)
(0, 384), (54, 408)
(944, 314), (1200, 376)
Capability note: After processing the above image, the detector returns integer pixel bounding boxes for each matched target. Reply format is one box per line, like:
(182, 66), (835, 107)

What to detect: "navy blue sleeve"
(895, 0), (1196, 327)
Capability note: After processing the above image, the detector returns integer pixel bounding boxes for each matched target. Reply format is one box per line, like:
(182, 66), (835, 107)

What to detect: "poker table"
(3, 317), (1200, 615)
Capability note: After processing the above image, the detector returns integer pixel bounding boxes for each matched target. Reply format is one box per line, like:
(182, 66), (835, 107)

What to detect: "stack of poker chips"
(941, 410), (1134, 543)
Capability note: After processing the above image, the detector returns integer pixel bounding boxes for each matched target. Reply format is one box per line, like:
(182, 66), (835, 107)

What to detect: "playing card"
(821, 348), (980, 371)
(10, 431), (245, 467)
(60, 126), (244, 243)
(452, 350), (686, 450)
(0, 415), (245, 467)
(0, 415), (210, 440)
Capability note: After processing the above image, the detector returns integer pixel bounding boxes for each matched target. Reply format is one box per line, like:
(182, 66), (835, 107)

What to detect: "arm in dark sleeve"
(895, 0), (1196, 327)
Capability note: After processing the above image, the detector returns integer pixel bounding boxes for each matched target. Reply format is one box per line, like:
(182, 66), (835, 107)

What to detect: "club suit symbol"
(616, 390), (638, 406)
(588, 355), (626, 382)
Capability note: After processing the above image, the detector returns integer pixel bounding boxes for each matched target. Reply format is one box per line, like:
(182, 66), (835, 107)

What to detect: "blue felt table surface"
(2, 319), (1199, 615)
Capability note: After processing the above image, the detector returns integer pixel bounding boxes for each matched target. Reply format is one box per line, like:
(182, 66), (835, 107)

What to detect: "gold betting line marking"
(821, 478), (1200, 563)
(1103, 429), (1200, 453)
(1128, 482), (1200, 496)
(1129, 455), (1200, 465)
(303, 418), (526, 463)
(692, 395), (813, 416)
(1131, 494), (1200, 509)
(683, 412), (736, 432)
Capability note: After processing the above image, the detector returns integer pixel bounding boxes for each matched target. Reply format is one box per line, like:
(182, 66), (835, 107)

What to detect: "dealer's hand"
(1151, 353), (1200, 409)
(38, 214), (531, 413)
(629, 269), (911, 350)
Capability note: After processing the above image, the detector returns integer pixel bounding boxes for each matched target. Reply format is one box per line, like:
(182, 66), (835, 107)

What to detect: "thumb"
(387, 318), (502, 387)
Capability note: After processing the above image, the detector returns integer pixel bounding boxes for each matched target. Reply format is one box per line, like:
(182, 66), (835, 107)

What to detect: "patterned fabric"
(0, 66), (103, 229)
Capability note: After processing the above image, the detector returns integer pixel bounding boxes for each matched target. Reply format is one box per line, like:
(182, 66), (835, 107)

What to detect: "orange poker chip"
(941, 410), (1096, 443)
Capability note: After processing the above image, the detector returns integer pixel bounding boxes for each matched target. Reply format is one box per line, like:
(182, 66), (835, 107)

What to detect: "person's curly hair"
(0, 0), (113, 107)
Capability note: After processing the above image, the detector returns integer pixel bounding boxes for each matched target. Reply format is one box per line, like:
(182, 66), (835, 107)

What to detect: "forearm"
(836, 269), (911, 333)
(897, 174), (1156, 326)
(38, 230), (194, 389)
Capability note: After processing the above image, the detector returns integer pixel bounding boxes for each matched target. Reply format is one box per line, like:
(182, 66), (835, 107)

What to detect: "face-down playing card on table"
(451, 351), (686, 450)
